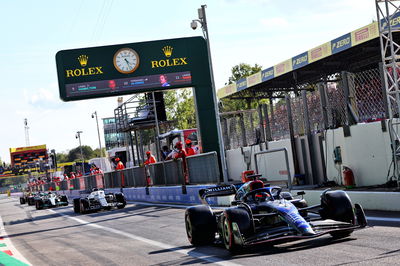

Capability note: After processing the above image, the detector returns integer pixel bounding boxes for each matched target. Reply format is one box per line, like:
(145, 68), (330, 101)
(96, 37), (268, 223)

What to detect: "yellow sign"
(274, 59), (293, 77)
(151, 46), (188, 68)
(351, 22), (379, 46)
(217, 83), (236, 99)
(65, 55), (103, 78)
(308, 42), (332, 63)
(246, 72), (262, 87)
(10, 144), (47, 154)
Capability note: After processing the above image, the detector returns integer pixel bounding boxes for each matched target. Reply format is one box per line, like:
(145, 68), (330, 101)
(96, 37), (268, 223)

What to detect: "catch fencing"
(221, 67), (387, 148)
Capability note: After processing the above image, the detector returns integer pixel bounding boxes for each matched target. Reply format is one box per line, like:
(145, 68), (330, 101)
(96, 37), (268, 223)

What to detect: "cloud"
(23, 86), (69, 110)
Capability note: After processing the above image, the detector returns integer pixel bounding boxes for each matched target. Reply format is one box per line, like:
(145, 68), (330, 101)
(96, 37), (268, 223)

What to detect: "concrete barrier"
(292, 189), (400, 211)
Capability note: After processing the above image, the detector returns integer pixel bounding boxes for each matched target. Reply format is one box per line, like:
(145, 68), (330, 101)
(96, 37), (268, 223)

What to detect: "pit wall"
(226, 121), (392, 187)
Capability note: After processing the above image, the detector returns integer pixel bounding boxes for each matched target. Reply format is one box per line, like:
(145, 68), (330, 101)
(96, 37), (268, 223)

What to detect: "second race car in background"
(73, 188), (126, 214)
(35, 192), (69, 210)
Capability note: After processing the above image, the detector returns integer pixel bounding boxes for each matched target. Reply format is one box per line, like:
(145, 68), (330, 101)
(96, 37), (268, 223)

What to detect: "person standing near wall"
(115, 157), (125, 188)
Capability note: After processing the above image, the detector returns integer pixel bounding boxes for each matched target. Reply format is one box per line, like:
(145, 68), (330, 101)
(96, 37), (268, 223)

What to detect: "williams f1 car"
(185, 176), (367, 252)
(35, 192), (69, 210)
(73, 188), (126, 214)
(20, 192), (38, 206)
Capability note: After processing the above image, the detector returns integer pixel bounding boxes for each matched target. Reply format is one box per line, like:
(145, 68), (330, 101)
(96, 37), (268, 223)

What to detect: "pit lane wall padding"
(47, 185), (220, 206)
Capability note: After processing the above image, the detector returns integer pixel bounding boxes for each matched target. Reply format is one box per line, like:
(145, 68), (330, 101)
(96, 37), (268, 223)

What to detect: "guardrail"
(28, 152), (221, 192)
(254, 148), (292, 190)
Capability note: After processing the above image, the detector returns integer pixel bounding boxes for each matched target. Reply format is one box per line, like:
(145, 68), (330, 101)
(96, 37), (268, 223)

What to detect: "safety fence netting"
(220, 67), (387, 150)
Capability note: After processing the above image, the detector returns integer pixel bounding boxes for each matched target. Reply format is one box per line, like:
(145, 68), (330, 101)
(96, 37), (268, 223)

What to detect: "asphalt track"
(0, 196), (400, 266)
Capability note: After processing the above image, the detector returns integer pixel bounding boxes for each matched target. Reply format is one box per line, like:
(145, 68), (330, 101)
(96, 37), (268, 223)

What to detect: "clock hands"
(124, 58), (132, 67)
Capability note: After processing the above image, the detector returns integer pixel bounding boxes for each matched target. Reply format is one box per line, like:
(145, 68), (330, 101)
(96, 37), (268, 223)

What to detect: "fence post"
(302, 89), (319, 185)
(379, 62), (390, 119)
(285, 94), (300, 176)
(262, 103), (272, 142)
(257, 104), (265, 144)
(239, 113), (247, 147)
(341, 71), (357, 134)
(317, 82), (329, 129)
(221, 117), (230, 150)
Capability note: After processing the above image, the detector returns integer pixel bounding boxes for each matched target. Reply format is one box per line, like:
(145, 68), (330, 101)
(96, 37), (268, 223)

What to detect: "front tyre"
(35, 200), (44, 210)
(20, 197), (26, 204)
(185, 205), (216, 246)
(222, 207), (252, 252)
(115, 193), (126, 209)
(73, 198), (81, 213)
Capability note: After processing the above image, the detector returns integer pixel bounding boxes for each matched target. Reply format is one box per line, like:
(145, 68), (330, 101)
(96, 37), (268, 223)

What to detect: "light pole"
(91, 111), (103, 157)
(75, 131), (84, 175)
(191, 5), (228, 183)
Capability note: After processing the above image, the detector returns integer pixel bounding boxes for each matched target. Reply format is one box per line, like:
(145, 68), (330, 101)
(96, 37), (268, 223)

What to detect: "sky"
(0, 0), (377, 163)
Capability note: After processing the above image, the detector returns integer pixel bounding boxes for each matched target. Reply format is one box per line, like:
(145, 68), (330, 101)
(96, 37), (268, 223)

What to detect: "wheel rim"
(223, 217), (231, 246)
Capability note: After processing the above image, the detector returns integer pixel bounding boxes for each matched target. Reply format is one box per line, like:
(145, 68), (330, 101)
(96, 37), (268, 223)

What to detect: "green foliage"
(163, 88), (196, 130)
(221, 63), (262, 112)
(227, 63), (262, 84)
(67, 145), (94, 162)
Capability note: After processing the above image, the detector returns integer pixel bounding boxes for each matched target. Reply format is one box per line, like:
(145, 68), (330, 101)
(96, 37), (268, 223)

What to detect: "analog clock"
(113, 48), (140, 74)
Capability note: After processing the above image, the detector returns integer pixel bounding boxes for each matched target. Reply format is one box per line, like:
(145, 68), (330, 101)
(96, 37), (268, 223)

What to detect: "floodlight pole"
(192, 5), (228, 183)
(376, 0), (400, 187)
(92, 111), (103, 157)
(76, 131), (84, 175)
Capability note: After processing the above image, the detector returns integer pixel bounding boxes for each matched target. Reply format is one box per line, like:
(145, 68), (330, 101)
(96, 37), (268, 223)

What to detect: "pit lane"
(1, 197), (399, 265)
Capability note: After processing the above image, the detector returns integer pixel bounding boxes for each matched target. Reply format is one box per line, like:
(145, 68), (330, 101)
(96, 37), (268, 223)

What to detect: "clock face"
(113, 48), (140, 74)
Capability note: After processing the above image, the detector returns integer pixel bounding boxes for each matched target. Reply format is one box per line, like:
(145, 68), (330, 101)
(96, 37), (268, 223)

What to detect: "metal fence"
(220, 67), (387, 150)
(28, 152), (221, 191)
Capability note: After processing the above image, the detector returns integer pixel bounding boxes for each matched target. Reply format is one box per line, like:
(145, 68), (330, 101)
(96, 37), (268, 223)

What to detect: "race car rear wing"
(199, 185), (237, 205)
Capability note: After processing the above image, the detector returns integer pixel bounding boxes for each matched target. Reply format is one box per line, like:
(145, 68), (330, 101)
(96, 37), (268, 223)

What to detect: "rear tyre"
(20, 197), (26, 204)
(73, 198), (81, 213)
(79, 199), (89, 214)
(222, 207), (252, 252)
(115, 193), (126, 209)
(35, 200), (44, 210)
(185, 205), (216, 246)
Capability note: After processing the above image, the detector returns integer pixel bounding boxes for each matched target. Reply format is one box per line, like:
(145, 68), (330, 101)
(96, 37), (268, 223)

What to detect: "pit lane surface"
(1, 196), (400, 266)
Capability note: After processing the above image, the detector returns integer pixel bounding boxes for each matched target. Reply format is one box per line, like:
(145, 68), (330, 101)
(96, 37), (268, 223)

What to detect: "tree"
(67, 145), (95, 162)
(221, 63), (263, 113)
(227, 63), (262, 85)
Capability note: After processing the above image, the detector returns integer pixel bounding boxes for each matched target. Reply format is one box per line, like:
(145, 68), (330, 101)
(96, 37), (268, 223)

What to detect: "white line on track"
(365, 216), (400, 222)
(47, 209), (241, 266)
(0, 215), (31, 265)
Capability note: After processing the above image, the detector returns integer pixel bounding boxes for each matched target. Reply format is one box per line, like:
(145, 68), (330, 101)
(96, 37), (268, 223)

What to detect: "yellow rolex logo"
(162, 46), (173, 58)
(78, 55), (88, 67)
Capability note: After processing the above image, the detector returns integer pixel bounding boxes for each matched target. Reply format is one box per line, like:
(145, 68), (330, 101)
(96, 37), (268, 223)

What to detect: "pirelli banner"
(56, 37), (210, 101)
(217, 12), (400, 99)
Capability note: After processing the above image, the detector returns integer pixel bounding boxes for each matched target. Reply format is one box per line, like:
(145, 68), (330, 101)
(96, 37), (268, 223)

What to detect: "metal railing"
(254, 148), (292, 190)
(29, 152), (221, 192)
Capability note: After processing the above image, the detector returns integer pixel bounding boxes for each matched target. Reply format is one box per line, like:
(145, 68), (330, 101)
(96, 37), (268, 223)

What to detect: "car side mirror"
(297, 191), (305, 196)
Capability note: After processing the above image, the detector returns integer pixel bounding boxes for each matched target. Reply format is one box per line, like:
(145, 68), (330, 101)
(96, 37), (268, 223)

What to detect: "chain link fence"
(220, 67), (387, 151)
(348, 68), (386, 122)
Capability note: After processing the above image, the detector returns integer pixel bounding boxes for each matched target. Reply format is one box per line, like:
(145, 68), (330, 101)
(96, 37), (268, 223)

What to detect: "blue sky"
(0, 0), (376, 163)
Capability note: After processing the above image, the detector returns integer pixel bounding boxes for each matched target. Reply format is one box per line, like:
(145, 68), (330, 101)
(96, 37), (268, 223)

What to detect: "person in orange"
(174, 141), (189, 184)
(115, 157), (125, 170)
(185, 139), (196, 156)
(144, 151), (157, 165)
(144, 151), (156, 186)
(115, 157), (125, 187)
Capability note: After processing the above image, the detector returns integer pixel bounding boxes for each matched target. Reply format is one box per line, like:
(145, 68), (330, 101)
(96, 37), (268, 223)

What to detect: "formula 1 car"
(35, 192), (69, 210)
(73, 188), (126, 214)
(20, 192), (38, 206)
(185, 176), (367, 252)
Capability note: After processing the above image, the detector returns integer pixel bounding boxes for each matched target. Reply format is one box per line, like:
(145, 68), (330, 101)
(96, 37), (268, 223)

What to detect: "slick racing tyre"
(79, 199), (89, 214)
(60, 195), (68, 206)
(319, 190), (355, 239)
(20, 197), (26, 204)
(27, 198), (35, 206)
(35, 200), (44, 210)
(73, 198), (81, 213)
(222, 207), (252, 253)
(115, 193), (126, 209)
(185, 205), (216, 246)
